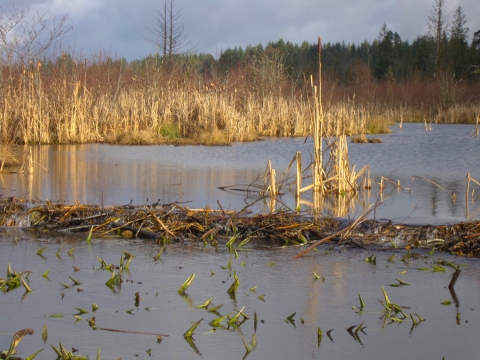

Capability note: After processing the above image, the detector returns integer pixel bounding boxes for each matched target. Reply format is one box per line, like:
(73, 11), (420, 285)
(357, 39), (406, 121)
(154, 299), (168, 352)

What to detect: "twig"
(98, 327), (168, 337)
(448, 268), (461, 291)
(293, 202), (381, 258)
(146, 207), (176, 237)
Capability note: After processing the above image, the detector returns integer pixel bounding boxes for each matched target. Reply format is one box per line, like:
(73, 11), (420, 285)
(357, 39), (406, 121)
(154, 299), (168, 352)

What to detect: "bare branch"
(145, 0), (193, 60)
(0, 6), (71, 65)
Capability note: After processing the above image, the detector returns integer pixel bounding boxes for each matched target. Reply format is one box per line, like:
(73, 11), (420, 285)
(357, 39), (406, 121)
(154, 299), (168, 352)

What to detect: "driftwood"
(0, 198), (479, 255)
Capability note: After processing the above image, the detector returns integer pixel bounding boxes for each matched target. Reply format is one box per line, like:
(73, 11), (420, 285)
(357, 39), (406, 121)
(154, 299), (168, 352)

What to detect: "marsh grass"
(0, 143), (21, 170)
(0, 54), (478, 151)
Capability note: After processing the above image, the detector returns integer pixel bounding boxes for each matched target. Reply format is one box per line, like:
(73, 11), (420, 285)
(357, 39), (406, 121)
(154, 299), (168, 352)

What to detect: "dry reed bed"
(3, 60), (478, 146)
(1, 198), (479, 255)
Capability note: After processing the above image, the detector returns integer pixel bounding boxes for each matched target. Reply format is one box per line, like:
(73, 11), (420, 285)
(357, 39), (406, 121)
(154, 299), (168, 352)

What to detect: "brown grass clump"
(197, 129), (231, 146)
(0, 143), (22, 169)
(0, 52), (478, 146)
(351, 135), (369, 143)
(107, 130), (160, 145)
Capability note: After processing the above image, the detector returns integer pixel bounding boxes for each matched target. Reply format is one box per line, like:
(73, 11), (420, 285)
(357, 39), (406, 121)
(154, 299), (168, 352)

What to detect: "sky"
(5, 0), (480, 61)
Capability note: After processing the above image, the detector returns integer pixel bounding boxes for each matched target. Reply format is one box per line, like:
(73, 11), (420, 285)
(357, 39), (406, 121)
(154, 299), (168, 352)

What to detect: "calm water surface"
(1, 233), (480, 360)
(0, 123), (479, 359)
(0, 123), (478, 224)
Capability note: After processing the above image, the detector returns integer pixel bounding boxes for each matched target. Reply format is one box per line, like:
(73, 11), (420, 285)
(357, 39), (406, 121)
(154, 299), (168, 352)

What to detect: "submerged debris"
(0, 198), (479, 255)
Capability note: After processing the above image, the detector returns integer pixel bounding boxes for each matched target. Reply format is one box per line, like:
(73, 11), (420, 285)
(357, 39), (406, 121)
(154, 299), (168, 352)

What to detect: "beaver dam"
(2, 197), (480, 257)
(2, 194), (480, 360)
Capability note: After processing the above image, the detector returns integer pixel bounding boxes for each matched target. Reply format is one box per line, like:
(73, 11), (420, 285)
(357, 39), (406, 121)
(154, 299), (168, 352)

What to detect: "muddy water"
(0, 123), (478, 224)
(1, 233), (480, 359)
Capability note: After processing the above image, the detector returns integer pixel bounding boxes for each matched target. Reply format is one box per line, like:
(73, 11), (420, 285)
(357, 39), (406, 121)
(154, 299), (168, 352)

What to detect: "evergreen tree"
(449, 6), (469, 78)
(428, 0), (448, 74)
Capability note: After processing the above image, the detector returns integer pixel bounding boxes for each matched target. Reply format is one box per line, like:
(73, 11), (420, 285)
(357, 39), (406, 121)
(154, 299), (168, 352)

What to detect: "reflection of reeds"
(471, 115), (479, 138)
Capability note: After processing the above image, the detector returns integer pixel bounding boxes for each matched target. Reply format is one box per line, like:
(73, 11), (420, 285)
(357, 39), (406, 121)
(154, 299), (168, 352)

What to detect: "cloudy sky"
(6, 0), (480, 61)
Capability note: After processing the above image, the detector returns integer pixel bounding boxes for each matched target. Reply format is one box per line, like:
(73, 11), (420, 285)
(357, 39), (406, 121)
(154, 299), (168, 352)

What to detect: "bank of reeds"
(0, 54), (478, 150)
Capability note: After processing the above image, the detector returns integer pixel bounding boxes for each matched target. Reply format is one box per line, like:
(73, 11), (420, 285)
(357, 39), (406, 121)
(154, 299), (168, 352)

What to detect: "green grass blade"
(184, 318), (203, 338)
(178, 273), (195, 294)
(209, 314), (229, 327)
(241, 336), (252, 353)
(358, 293), (365, 308)
(396, 278), (410, 285)
(41, 324), (48, 343)
(86, 226), (94, 242)
(20, 276), (32, 292)
(228, 306), (245, 325)
(25, 348), (44, 360)
(381, 286), (391, 306)
(69, 276), (82, 286)
(227, 271), (240, 295)
(207, 303), (223, 313)
(195, 297), (214, 309)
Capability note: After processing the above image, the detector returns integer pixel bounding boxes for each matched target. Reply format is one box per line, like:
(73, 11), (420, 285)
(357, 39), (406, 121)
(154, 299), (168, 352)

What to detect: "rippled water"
(1, 232), (480, 360)
(0, 123), (478, 224)
(1, 124), (479, 359)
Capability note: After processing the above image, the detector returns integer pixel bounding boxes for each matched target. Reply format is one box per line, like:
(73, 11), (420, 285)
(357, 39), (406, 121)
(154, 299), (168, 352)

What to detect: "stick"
(146, 207), (176, 237)
(293, 202), (381, 258)
(98, 327), (169, 337)
(448, 268), (461, 291)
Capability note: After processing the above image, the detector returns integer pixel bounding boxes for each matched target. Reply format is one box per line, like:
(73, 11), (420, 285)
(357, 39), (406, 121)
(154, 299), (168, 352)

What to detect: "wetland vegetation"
(0, 1), (480, 358)
(0, 1), (479, 156)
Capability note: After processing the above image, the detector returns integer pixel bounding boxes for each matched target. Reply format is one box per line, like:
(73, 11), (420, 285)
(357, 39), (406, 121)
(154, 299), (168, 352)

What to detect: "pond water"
(0, 123), (479, 224)
(1, 123), (480, 359)
(1, 233), (480, 360)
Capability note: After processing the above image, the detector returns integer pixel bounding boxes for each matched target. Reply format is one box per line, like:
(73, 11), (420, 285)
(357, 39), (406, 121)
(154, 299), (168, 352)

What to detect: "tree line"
(213, 6), (479, 84)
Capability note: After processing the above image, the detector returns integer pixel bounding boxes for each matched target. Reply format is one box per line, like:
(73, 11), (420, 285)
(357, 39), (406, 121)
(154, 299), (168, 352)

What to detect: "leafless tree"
(0, 5), (71, 65)
(427, 0), (448, 70)
(146, 0), (192, 60)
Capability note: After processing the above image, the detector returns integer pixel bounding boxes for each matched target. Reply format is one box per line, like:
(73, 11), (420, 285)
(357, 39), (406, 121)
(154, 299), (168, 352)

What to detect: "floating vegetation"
(195, 297), (214, 309)
(67, 247), (75, 256)
(69, 276), (82, 286)
(48, 314), (64, 318)
(2, 328), (34, 360)
(74, 308), (88, 315)
(387, 254), (396, 262)
(178, 273), (195, 294)
(228, 306), (246, 326)
(152, 246), (165, 261)
(364, 253), (376, 265)
(50, 342), (89, 360)
(326, 329), (334, 342)
(285, 312), (296, 326)
(42, 324), (48, 344)
(20, 275), (32, 292)
(209, 314), (229, 327)
(184, 319), (203, 339)
(358, 293), (365, 309)
(227, 271), (240, 295)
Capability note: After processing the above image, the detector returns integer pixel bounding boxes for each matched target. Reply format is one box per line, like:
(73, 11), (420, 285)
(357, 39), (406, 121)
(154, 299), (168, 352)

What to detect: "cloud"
(4, 0), (480, 61)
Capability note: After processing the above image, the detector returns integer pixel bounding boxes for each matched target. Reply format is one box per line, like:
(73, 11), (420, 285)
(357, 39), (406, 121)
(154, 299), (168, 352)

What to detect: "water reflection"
(0, 123), (478, 224)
